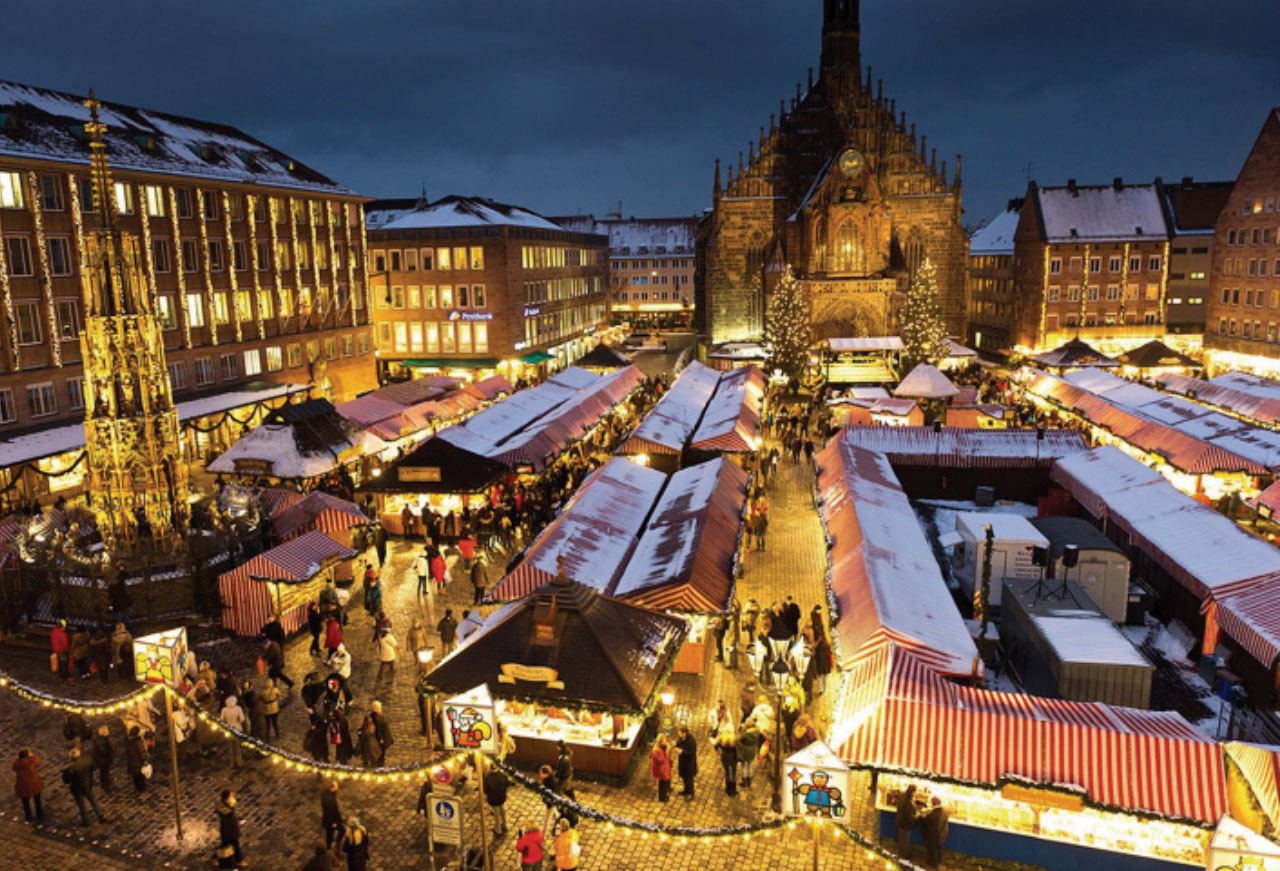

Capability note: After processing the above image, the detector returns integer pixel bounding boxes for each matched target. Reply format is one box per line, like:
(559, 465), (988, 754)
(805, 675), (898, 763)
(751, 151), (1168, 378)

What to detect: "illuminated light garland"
(307, 200), (321, 327)
(246, 194), (265, 337)
(135, 182), (158, 319)
(359, 204), (373, 318)
(222, 191), (242, 344)
(68, 172), (94, 338)
(289, 197), (304, 327)
(167, 186), (193, 349)
(0, 192), (20, 371)
(0, 670), (162, 714)
(195, 188), (218, 347)
(268, 195), (285, 331)
(25, 171), (61, 367)
(324, 199), (339, 323)
(342, 201), (357, 327)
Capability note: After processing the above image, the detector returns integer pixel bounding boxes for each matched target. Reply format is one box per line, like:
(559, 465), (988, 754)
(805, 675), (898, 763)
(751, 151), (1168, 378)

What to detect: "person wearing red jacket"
(515, 822), (544, 871)
(650, 736), (672, 803)
(325, 615), (343, 654)
(49, 620), (70, 681)
(430, 553), (447, 593)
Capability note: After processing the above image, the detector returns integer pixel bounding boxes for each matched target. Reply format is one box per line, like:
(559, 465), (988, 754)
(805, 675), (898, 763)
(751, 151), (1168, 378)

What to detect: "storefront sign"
(400, 466), (442, 483)
(522, 305), (541, 318)
(233, 458), (274, 475)
(999, 782), (1086, 812)
(133, 627), (190, 689)
(783, 741), (851, 819)
(428, 796), (463, 846)
(441, 683), (498, 754)
(498, 663), (564, 689)
(447, 310), (494, 322)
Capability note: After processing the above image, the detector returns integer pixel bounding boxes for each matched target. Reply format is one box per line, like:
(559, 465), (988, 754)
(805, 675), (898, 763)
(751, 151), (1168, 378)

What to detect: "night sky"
(5, 0), (1278, 227)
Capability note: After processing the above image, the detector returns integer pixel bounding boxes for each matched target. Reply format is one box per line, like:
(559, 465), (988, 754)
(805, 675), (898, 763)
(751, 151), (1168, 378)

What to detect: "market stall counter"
(421, 574), (687, 777)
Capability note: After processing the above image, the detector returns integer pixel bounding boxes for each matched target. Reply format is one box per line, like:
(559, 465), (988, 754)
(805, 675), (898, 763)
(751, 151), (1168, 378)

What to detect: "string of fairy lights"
(0, 669), (919, 866)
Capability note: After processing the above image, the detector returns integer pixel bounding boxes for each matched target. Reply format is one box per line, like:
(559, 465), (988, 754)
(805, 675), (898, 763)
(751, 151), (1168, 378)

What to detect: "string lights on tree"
(765, 267), (810, 378)
(901, 257), (947, 368)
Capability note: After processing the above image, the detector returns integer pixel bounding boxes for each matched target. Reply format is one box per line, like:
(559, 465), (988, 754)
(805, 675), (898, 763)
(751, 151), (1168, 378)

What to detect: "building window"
(243, 349), (262, 376)
(1148, 255), (1162, 272)
(404, 249), (417, 271)
(67, 378), (84, 412)
(439, 285), (453, 308)
(259, 292), (274, 320)
(39, 175), (64, 211)
(1046, 287), (1061, 303)
(167, 362), (187, 390)
(234, 291), (252, 323)
(474, 323), (488, 352)
(212, 293), (229, 324)
(202, 193), (220, 221)
(1088, 257), (1101, 273)
(342, 335), (354, 357)
(216, 353), (237, 381)
(453, 247), (467, 271)
(457, 322), (472, 353)
(144, 185), (165, 218)
(470, 247), (484, 270)
(5, 236), (33, 276)
(358, 331), (371, 354)
(324, 337), (337, 360)
(193, 357), (214, 386)
(392, 286), (404, 309)
(458, 285), (469, 308)
(256, 241), (270, 271)
(182, 240), (199, 273)
(77, 179), (95, 212)
(441, 322), (456, 352)
(152, 238), (172, 273)
(14, 301), (41, 345)
(26, 382), (56, 417)
(1129, 256), (1141, 272)
(276, 242), (292, 271)
(158, 295), (177, 330)
(473, 284), (486, 307)
(233, 240), (249, 271)
(1106, 285), (1119, 301)
(185, 292), (206, 327)
(421, 249), (433, 271)
(393, 322), (408, 352)
(266, 346), (283, 371)
(389, 250), (401, 271)
(287, 343), (303, 367)
(425, 322), (439, 352)
(0, 172), (24, 208)
(423, 286), (437, 308)
(208, 240), (224, 272)
(0, 388), (13, 423)
(1066, 286), (1079, 302)
(377, 322), (391, 349)
(227, 194), (245, 222)
(1146, 284), (1159, 300)
(176, 188), (194, 219)
(54, 298), (80, 340)
(47, 237), (73, 276)
(437, 248), (452, 270)
(1108, 256), (1121, 272)
(113, 182), (134, 215)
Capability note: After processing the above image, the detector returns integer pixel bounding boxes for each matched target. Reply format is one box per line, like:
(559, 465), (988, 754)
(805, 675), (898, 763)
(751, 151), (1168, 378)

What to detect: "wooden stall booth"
(217, 530), (355, 637)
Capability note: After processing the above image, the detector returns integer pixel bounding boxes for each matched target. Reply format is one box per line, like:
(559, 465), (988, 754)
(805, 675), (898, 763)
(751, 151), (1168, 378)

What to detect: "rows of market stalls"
(811, 424), (1280, 871)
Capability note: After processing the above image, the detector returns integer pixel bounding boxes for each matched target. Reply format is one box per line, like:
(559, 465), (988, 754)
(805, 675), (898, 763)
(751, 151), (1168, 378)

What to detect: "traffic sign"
(429, 796), (463, 846)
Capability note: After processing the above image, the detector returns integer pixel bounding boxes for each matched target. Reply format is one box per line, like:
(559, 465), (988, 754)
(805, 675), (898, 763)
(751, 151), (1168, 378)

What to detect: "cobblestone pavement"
(0, 426), (1030, 871)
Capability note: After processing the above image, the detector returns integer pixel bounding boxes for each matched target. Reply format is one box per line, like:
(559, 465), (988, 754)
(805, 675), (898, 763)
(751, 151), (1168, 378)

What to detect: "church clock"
(838, 148), (865, 177)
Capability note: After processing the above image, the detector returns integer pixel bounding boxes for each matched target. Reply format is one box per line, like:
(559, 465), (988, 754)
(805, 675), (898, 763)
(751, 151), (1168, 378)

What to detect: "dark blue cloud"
(4, 0), (1277, 225)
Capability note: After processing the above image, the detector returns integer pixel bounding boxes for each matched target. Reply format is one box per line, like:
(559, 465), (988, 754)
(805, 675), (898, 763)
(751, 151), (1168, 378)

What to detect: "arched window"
(835, 221), (861, 273)
(904, 232), (926, 280)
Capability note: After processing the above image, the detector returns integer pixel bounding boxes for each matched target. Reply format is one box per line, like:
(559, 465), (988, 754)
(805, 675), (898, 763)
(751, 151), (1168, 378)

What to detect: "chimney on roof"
(531, 591), (561, 645)
(1113, 177), (1123, 191)
(1067, 178), (1077, 194)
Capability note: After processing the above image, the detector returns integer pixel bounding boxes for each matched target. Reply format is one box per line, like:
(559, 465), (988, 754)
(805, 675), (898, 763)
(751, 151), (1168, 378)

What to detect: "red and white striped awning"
(1205, 579), (1280, 668)
(835, 643), (1229, 824)
(690, 364), (764, 453)
(258, 488), (305, 519)
(464, 374), (513, 401)
(274, 491), (371, 542)
(616, 435), (681, 456)
(1225, 742), (1280, 832)
(219, 529), (356, 586)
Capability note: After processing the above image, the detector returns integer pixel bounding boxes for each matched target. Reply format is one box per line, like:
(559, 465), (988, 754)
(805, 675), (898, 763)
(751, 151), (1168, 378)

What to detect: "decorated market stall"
(1115, 339), (1201, 375)
(688, 364), (765, 458)
(814, 337), (902, 384)
(574, 343), (634, 372)
(893, 363), (959, 400)
(422, 575), (687, 776)
(208, 399), (385, 483)
(1029, 338), (1119, 372)
(217, 530), (355, 636)
(359, 436), (510, 534)
(617, 360), (720, 472)
(1158, 372), (1280, 426)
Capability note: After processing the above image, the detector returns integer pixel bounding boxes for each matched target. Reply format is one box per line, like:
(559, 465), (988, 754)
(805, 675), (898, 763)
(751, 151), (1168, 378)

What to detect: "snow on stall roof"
(1034, 615), (1152, 667)
(1035, 183), (1169, 242)
(376, 195), (563, 232)
(826, 336), (904, 352)
(968, 206), (1020, 256)
(0, 80), (354, 195)
(206, 425), (336, 479)
(893, 363), (958, 399)
(953, 512), (1048, 545)
(626, 361), (719, 452)
(435, 368), (594, 456)
(839, 426), (1086, 466)
(1210, 372), (1280, 402)
(690, 365), (764, 450)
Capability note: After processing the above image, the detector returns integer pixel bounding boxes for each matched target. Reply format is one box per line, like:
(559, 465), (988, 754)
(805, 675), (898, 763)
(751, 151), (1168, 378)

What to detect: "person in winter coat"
(736, 721), (763, 788)
(333, 709), (355, 765)
(63, 711), (92, 747)
(895, 784), (919, 855)
(375, 631), (397, 680)
(124, 726), (149, 793)
(110, 623), (133, 680)
(921, 796), (950, 869)
(91, 726), (113, 793)
(306, 602), (325, 657)
(436, 610), (458, 655)
(260, 679), (282, 739)
(50, 619), (70, 680)
(515, 821), (545, 871)
(554, 740), (576, 801)
(811, 606), (833, 696)
(649, 736), (672, 802)
(364, 576), (383, 617)
(63, 747), (106, 824)
(219, 696), (246, 769)
(406, 618), (429, 658)
(12, 748), (44, 821)
(430, 552), (447, 593)
(791, 714), (817, 753)
(553, 819), (580, 871)
(369, 701), (393, 766)
(674, 725), (698, 799)
(216, 789), (246, 868)
(716, 729), (739, 797)
(413, 550), (431, 597)
(325, 616), (344, 654)
(342, 816), (370, 871)
(357, 715), (382, 769)
(328, 644), (353, 680)
(198, 661), (218, 695)
(242, 680), (268, 741)
(538, 765), (560, 835)
(483, 761), (510, 836)
(262, 637), (293, 690)
(89, 632), (111, 684)
(320, 779), (344, 848)
(470, 554), (488, 604)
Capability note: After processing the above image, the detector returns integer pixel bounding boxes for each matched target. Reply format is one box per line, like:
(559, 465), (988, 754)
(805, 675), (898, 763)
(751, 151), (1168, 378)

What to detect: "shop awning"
(619, 361), (719, 457)
(1224, 742), (1280, 833)
(833, 643), (1229, 825)
(1204, 578), (1280, 669)
(218, 530), (355, 586)
(273, 491), (372, 542)
(258, 488), (306, 518)
(361, 436), (510, 494)
(402, 358), (500, 370)
(520, 350), (554, 365)
(839, 425), (1086, 469)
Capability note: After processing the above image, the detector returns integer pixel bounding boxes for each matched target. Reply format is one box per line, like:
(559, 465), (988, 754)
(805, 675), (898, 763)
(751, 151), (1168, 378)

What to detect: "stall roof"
(840, 425), (1086, 468)
(1210, 372), (1280, 401)
(619, 361), (719, 456)
(1030, 516), (1125, 560)
(218, 530), (355, 586)
(1210, 581), (1280, 669)
(817, 438), (980, 678)
(834, 643), (1227, 824)
(612, 458), (749, 613)
(1116, 340), (1200, 370)
(207, 399), (385, 479)
(690, 364), (764, 453)
(954, 512), (1047, 545)
(425, 576), (687, 712)
(361, 436), (510, 494)
(893, 363), (959, 399)
(1034, 615), (1152, 667)
(574, 343), (634, 369)
(486, 458), (666, 602)
(824, 337), (904, 352)
(273, 491), (370, 541)
(1030, 338), (1119, 369)
(1159, 373), (1280, 425)
(1224, 743), (1280, 834)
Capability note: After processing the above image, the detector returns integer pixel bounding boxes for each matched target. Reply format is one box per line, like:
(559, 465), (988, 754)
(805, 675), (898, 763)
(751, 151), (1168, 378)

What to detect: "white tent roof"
(893, 363), (959, 399)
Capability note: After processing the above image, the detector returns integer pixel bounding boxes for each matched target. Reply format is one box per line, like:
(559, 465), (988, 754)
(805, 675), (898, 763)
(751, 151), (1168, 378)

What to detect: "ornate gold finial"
(83, 89), (115, 227)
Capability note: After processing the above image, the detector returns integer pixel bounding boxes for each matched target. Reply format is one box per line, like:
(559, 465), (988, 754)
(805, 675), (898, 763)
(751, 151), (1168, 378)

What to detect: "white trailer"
(952, 512), (1049, 609)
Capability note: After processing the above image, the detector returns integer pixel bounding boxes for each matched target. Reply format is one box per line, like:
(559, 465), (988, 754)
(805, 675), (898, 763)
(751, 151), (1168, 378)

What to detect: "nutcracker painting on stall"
(784, 740), (852, 820)
(441, 683), (498, 753)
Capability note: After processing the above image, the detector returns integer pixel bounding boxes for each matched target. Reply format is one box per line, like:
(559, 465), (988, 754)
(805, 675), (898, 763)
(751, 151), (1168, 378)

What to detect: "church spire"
(84, 90), (117, 230)
(820, 0), (861, 117)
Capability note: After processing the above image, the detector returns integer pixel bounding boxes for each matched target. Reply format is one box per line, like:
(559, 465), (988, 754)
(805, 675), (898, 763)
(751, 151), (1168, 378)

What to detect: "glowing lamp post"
(441, 684), (497, 871)
(133, 626), (189, 840)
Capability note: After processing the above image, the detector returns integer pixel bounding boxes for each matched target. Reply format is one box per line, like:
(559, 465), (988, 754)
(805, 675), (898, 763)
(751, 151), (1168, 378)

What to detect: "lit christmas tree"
(901, 257), (948, 367)
(765, 267), (811, 378)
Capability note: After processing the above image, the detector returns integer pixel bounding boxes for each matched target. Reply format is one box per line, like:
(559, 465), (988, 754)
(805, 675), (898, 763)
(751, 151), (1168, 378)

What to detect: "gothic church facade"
(696, 0), (967, 344)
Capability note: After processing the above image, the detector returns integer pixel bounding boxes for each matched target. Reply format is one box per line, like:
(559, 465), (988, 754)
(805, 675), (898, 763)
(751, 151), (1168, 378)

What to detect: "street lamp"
(769, 655), (790, 813)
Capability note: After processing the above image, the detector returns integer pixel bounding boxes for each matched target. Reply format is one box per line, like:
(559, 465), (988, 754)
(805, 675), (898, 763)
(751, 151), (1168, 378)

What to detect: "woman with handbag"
(124, 726), (149, 794)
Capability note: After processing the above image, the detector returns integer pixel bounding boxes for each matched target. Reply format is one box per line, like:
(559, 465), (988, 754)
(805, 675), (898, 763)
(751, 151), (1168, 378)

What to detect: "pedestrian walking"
(261, 678), (282, 739)
(50, 619), (70, 681)
(328, 643), (352, 680)
(219, 696), (246, 768)
(110, 622), (133, 680)
(307, 602), (325, 657)
(553, 819), (580, 870)
(375, 630), (398, 680)
(262, 637), (294, 689)
(516, 822), (545, 871)
(357, 715), (382, 769)
(242, 679), (267, 741)
(407, 618), (429, 658)
(216, 789), (247, 868)
(12, 748), (44, 821)
(922, 796), (950, 869)
(716, 729), (739, 797)
(483, 760), (510, 836)
(320, 779), (344, 848)
(538, 765), (560, 835)
(554, 740), (576, 801)
(430, 551), (447, 593)
(675, 725), (697, 799)
(895, 784), (919, 856)
(436, 610), (458, 656)
(370, 701), (393, 766)
(470, 554), (488, 604)
(262, 612), (285, 646)
(325, 615), (343, 654)
(124, 726), (149, 794)
(783, 595), (801, 637)
(62, 747), (107, 825)
(650, 736), (672, 802)
(737, 721), (763, 788)
(413, 550), (430, 597)
(91, 726), (113, 793)
(342, 816), (370, 871)
(364, 575), (383, 617)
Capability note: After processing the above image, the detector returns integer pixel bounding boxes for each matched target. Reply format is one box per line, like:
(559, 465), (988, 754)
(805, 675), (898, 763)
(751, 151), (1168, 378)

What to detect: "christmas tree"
(901, 257), (948, 368)
(765, 267), (810, 378)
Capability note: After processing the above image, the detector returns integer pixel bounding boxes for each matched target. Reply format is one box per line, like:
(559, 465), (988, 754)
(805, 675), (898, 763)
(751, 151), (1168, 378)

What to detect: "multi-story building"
(365, 196), (608, 381)
(1011, 179), (1172, 353)
(1204, 109), (1280, 374)
(965, 200), (1021, 353)
(555, 215), (697, 330)
(1159, 177), (1232, 337)
(0, 80), (375, 504)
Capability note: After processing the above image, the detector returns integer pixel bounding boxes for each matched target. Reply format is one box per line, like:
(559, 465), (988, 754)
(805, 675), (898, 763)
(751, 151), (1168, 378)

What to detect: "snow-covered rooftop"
(968, 206), (1020, 256)
(373, 195), (564, 232)
(954, 511), (1048, 545)
(0, 80), (354, 195)
(1034, 614), (1152, 667)
(1034, 183), (1169, 242)
(622, 361), (719, 454)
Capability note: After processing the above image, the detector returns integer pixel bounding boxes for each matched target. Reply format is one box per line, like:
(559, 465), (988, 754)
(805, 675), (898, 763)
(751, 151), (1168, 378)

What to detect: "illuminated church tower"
(80, 92), (189, 551)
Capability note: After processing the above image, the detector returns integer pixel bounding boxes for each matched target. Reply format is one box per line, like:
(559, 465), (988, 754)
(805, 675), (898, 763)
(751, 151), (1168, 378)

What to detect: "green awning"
(400, 358), (500, 370)
(520, 351), (554, 365)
